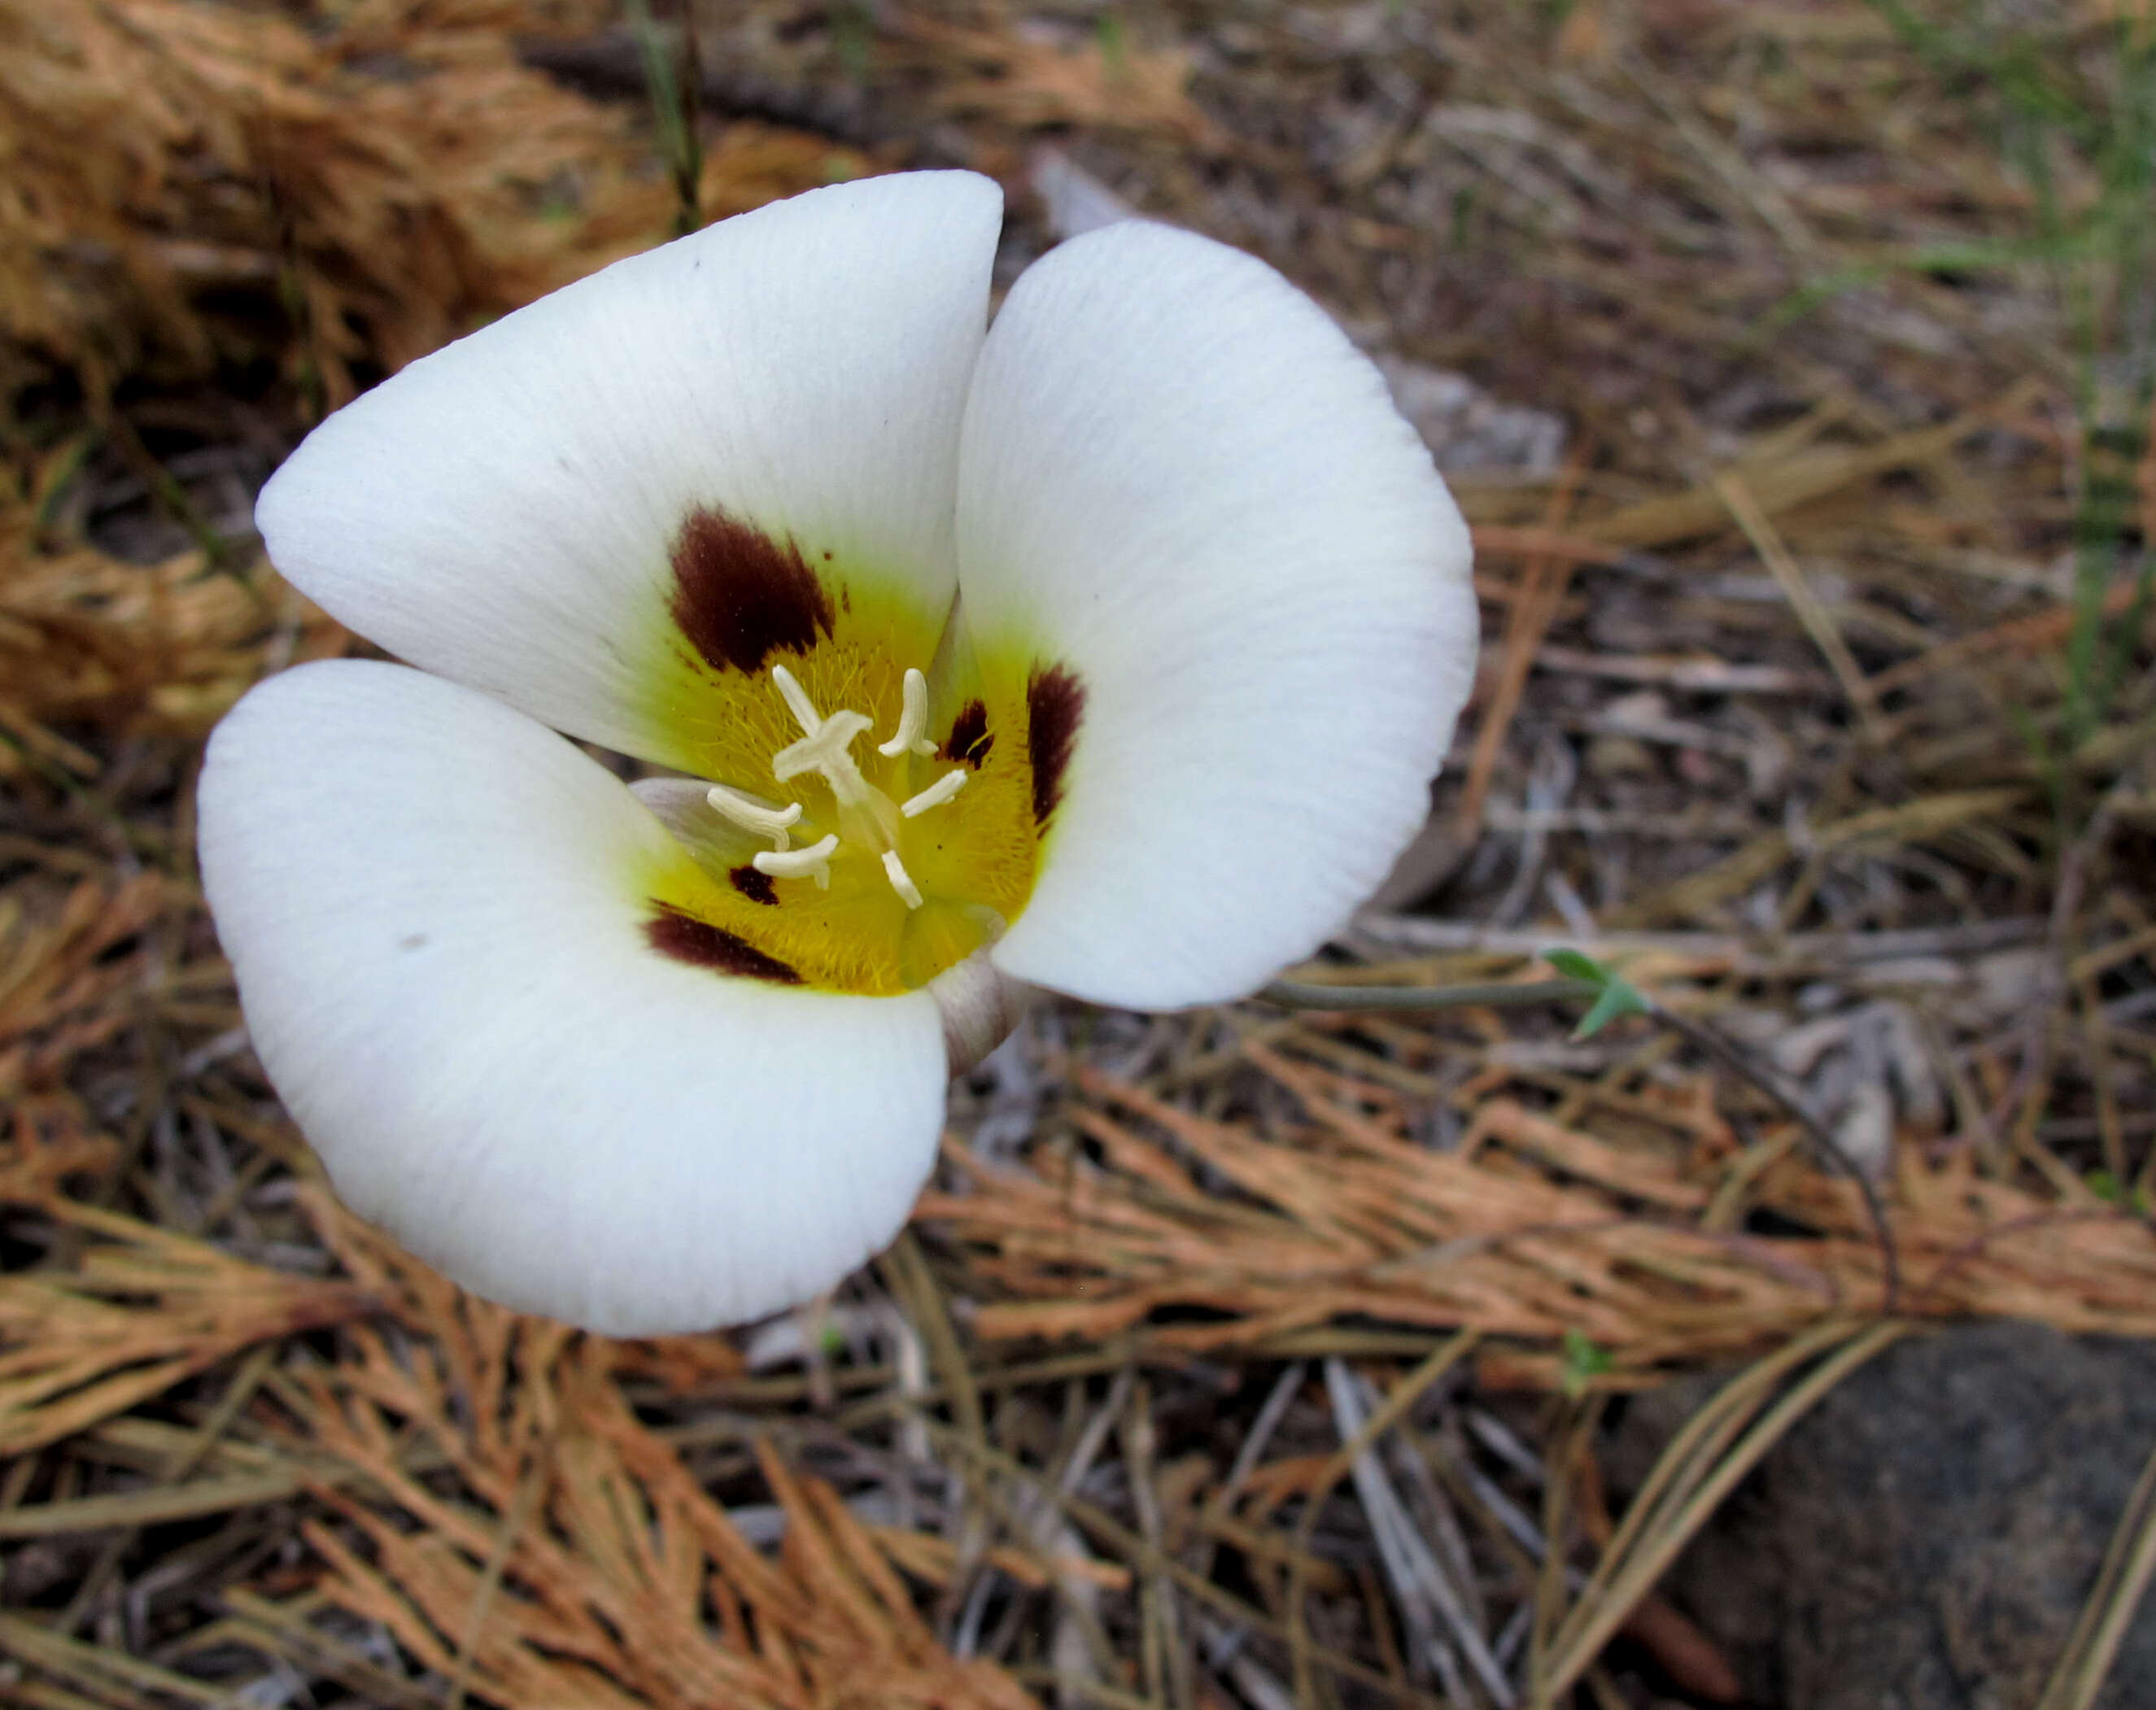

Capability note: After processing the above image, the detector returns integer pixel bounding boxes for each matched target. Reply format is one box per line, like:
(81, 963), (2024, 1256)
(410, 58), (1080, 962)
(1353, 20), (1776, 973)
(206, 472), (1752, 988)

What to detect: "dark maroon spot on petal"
(939, 700), (993, 769)
(668, 504), (835, 675)
(645, 904), (801, 983)
(729, 865), (779, 905)
(1025, 665), (1085, 829)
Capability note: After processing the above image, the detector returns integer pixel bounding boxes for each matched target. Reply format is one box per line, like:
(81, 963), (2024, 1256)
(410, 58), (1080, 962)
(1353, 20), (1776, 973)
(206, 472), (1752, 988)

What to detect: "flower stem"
(1258, 977), (1602, 1012)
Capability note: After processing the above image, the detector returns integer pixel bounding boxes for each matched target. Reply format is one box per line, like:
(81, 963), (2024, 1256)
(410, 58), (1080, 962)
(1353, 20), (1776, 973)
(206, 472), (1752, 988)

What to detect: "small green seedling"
(1543, 949), (1652, 1041)
(1560, 1327), (1614, 1398)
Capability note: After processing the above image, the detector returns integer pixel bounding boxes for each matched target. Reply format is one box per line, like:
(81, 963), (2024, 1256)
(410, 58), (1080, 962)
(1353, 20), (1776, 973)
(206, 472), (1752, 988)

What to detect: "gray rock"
(1606, 1323), (2156, 1708)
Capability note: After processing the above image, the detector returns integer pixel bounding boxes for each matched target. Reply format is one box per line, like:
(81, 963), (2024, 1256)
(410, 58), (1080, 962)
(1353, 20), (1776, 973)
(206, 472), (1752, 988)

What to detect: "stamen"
(876, 667), (938, 758)
(900, 770), (968, 818)
(753, 833), (838, 890)
(881, 848), (924, 910)
(705, 783), (802, 850)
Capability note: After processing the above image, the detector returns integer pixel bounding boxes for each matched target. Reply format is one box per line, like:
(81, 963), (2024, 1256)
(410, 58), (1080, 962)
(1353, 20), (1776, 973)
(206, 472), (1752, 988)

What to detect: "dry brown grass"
(0, 0), (865, 403)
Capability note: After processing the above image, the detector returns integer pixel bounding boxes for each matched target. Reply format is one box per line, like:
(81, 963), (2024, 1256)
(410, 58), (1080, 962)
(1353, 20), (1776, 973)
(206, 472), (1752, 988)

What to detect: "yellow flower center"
(714, 658), (1009, 927)
(631, 511), (1078, 998)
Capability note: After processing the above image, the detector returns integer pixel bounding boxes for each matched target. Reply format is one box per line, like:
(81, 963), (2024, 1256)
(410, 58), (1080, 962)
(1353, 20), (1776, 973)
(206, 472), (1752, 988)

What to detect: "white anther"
(769, 663), (823, 737)
(705, 783), (802, 850)
(900, 769), (968, 818)
(877, 667), (938, 758)
(881, 848), (924, 910)
(753, 833), (838, 889)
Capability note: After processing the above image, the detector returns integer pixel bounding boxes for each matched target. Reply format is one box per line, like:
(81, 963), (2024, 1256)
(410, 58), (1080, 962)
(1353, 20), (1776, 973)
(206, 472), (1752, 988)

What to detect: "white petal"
(256, 172), (1002, 774)
(197, 661), (948, 1334)
(956, 221), (1477, 1009)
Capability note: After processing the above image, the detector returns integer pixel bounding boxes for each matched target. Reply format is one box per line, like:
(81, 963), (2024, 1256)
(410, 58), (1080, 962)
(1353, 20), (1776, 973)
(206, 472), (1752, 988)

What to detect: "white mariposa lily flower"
(199, 171), (1477, 1335)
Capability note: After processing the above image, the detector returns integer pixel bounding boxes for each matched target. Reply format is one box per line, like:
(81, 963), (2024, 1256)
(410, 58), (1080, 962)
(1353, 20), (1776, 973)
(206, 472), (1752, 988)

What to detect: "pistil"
(769, 665), (879, 811)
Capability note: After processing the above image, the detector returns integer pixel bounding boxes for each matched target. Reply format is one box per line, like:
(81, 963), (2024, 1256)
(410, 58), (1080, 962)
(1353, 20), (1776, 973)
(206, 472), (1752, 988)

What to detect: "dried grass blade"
(0, 1612), (231, 1708)
(2035, 1426), (2156, 1710)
